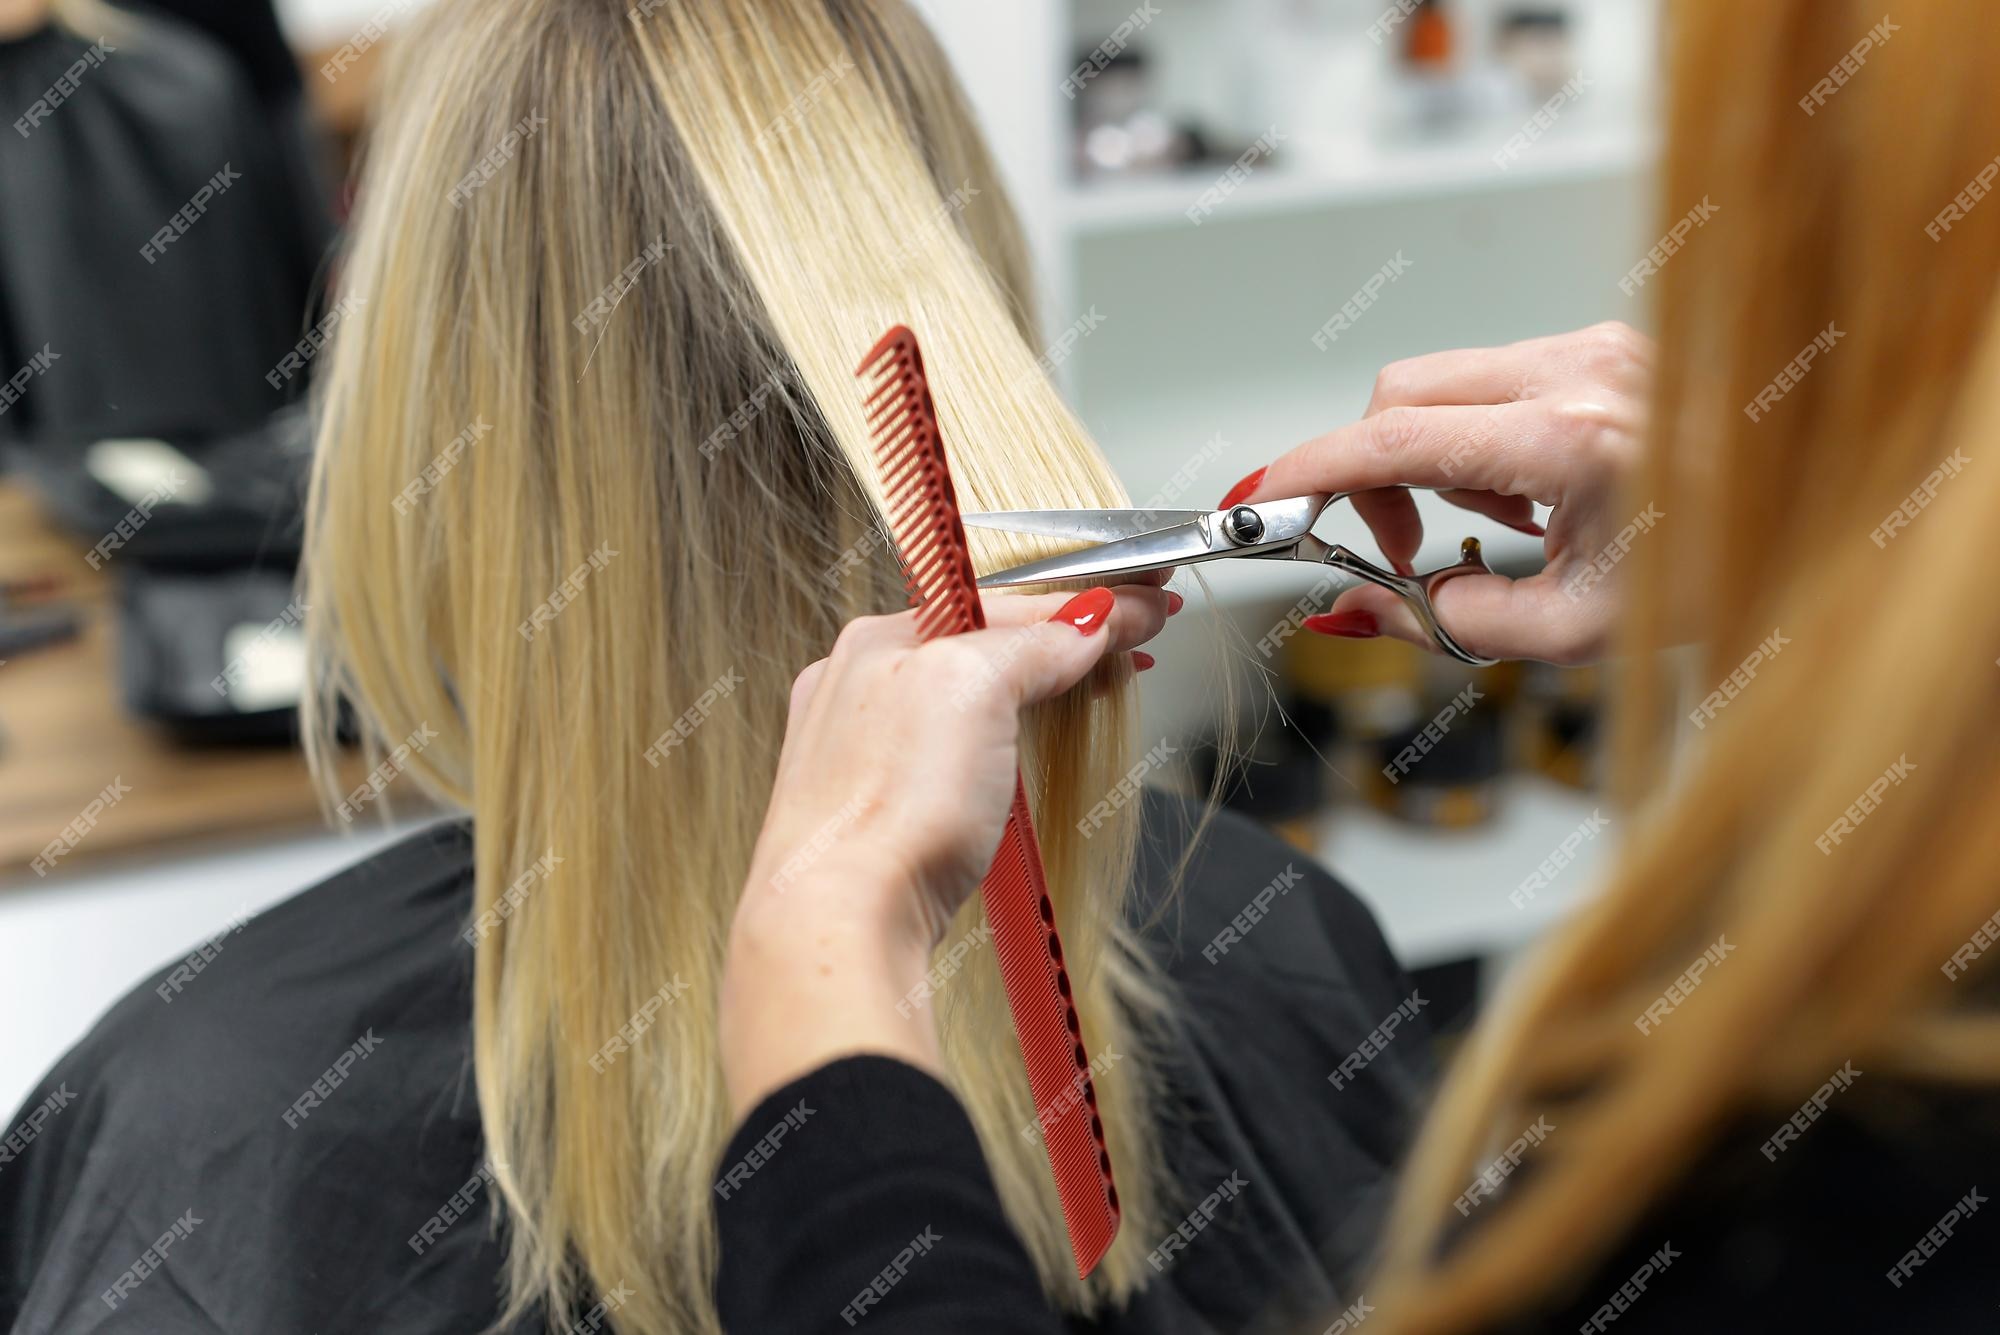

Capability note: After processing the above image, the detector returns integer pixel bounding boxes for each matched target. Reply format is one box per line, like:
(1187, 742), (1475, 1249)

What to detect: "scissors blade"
(975, 495), (1333, 589)
(961, 507), (1209, 544)
(977, 518), (1224, 588)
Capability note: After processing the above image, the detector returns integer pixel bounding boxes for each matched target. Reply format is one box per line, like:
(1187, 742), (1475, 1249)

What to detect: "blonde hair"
(1369, 3), (2000, 1329)
(302, 1), (1171, 1330)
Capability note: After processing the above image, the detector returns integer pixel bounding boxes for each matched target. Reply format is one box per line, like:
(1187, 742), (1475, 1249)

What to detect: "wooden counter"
(0, 484), (359, 883)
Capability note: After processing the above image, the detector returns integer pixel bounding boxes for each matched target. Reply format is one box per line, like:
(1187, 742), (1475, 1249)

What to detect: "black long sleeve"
(713, 1055), (1064, 1335)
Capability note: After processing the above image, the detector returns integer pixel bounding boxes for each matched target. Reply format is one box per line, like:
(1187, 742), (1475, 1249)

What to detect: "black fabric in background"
(124, 0), (300, 107)
(0, 12), (331, 452)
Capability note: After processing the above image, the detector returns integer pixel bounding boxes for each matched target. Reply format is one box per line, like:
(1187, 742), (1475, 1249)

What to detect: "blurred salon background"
(0, 0), (1657, 1109)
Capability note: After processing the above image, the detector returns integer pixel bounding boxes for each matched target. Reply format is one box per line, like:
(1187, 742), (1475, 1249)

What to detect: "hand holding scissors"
(976, 322), (1648, 666)
(967, 491), (1499, 665)
(1204, 323), (1651, 664)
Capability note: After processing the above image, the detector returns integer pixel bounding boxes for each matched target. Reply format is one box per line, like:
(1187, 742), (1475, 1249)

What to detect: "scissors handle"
(1319, 536), (1496, 666)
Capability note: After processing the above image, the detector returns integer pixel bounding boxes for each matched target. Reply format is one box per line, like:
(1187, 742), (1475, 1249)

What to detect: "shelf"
(1064, 122), (1654, 236)
(1315, 775), (1614, 969)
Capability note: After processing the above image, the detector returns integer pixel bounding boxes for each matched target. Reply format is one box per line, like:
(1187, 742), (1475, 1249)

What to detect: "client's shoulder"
(1133, 787), (1407, 991)
(3, 822), (508, 1335)
(1126, 792), (1432, 1313)
(93, 819), (478, 1075)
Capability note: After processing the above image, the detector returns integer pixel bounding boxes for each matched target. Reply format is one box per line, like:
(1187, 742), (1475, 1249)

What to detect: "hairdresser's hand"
(719, 583), (1173, 1118)
(1226, 321), (1651, 664)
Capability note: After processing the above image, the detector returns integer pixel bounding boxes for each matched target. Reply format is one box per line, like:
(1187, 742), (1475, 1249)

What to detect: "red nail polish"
(1218, 467), (1266, 510)
(1131, 651), (1156, 672)
(1054, 587), (1115, 634)
(1504, 519), (1547, 538)
(1164, 591), (1184, 616)
(1303, 610), (1379, 638)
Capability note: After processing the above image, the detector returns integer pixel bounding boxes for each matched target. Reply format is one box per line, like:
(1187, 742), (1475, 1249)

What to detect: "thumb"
(988, 587), (1120, 708)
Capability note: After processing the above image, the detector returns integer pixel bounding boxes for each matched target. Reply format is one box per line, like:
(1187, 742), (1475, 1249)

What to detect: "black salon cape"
(0, 793), (1432, 1333)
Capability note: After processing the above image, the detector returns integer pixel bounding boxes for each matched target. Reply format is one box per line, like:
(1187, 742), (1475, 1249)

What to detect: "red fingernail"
(1132, 651), (1156, 672)
(1504, 519), (1547, 537)
(1054, 587), (1115, 634)
(1303, 610), (1379, 638)
(1218, 467), (1266, 510)
(1165, 590), (1184, 616)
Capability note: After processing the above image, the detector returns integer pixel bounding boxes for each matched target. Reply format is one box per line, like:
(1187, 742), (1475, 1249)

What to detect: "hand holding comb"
(856, 325), (1120, 1278)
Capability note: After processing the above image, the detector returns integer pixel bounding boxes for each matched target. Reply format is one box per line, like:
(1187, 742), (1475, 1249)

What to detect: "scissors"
(963, 491), (1499, 665)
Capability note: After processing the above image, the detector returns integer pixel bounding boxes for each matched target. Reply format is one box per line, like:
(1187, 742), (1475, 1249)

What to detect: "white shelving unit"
(1065, 121), (1653, 235)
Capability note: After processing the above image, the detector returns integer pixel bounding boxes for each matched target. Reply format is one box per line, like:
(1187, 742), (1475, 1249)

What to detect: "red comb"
(857, 325), (1119, 1278)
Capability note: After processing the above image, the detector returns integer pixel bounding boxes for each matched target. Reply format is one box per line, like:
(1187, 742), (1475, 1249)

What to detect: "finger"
(1346, 487), (1424, 576)
(1312, 570), (1598, 665)
(1366, 324), (1648, 413)
(1438, 487), (1545, 537)
(1364, 343), (1533, 414)
(945, 591), (1125, 710)
(1251, 399), (1569, 508)
(979, 584), (1171, 655)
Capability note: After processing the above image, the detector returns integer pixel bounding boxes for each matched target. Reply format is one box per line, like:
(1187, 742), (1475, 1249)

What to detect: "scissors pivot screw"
(1223, 506), (1265, 546)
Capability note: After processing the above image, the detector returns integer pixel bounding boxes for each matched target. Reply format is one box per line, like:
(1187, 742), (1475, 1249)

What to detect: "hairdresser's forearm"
(720, 861), (941, 1121)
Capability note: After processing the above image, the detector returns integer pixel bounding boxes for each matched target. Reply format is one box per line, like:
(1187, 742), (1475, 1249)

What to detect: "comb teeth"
(856, 325), (1120, 1278)
(856, 327), (985, 640)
